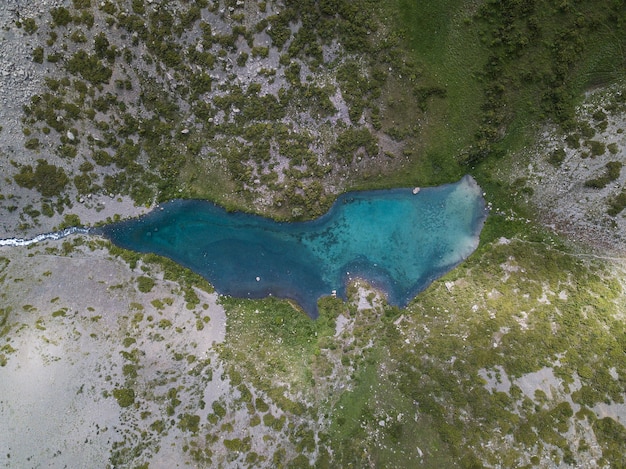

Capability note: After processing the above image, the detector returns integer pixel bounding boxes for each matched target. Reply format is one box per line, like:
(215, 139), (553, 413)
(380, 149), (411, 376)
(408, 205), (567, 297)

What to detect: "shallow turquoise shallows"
(99, 176), (487, 317)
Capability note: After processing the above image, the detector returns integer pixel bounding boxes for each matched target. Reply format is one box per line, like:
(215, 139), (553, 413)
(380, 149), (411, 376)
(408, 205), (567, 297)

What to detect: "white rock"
(66, 130), (75, 141)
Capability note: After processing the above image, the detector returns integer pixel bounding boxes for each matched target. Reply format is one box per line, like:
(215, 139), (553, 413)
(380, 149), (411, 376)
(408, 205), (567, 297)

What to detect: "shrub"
(548, 147), (566, 166)
(66, 51), (112, 85)
(332, 128), (379, 163)
(587, 140), (606, 156)
(46, 52), (63, 63)
(24, 138), (40, 150)
(32, 47), (44, 63)
(93, 149), (113, 166)
(177, 413), (200, 433)
(14, 160), (69, 197)
(74, 174), (92, 194)
(100, 1), (117, 14)
(137, 275), (155, 293)
(73, 0), (91, 8)
(70, 30), (87, 43)
(50, 7), (72, 27)
(58, 214), (82, 229)
(565, 133), (580, 149)
(608, 188), (626, 216)
(584, 161), (622, 189)
(57, 144), (78, 158)
(112, 388), (135, 407)
(237, 52), (249, 67)
(132, 0), (145, 14)
(251, 46), (269, 58)
(23, 18), (38, 35)
(212, 401), (226, 418)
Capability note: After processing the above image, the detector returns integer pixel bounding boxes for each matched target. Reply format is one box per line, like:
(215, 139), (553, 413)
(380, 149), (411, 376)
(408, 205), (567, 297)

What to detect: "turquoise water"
(98, 176), (487, 317)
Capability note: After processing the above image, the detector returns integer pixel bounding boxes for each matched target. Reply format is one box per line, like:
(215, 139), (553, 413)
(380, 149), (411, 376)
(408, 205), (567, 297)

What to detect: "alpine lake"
(98, 175), (488, 317)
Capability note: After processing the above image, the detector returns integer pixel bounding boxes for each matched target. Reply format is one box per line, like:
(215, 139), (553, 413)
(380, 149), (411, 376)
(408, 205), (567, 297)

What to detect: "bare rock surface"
(506, 83), (626, 254)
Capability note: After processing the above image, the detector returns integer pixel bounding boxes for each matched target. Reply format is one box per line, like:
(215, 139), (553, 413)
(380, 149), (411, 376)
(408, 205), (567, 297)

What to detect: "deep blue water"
(98, 176), (487, 317)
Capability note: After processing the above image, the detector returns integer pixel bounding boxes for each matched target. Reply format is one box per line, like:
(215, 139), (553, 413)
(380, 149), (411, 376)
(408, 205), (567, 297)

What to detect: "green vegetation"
(548, 147), (566, 167)
(4, 1), (626, 467)
(112, 388), (135, 407)
(136, 276), (155, 293)
(66, 50), (112, 85)
(14, 160), (69, 197)
(216, 236), (626, 467)
(608, 187), (626, 216)
(584, 161), (622, 189)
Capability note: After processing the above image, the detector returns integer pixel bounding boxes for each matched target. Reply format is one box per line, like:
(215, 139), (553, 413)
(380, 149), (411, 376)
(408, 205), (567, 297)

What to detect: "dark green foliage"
(72, 0), (91, 8)
(46, 52), (63, 63)
(565, 133), (581, 149)
(23, 18), (38, 35)
(132, 0), (145, 15)
(41, 203), (54, 217)
(24, 138), (40, 150)
(66, 51), (112, 85)
(593, 417), (626, 464)
(414, 85), (447, 112)
(587, 140), (606, 156)
(14, 160), (69, 197)
(548, 148), (566, 167)
(223, 437), (251, 453)
(332, 128), (378, 163)
(458, 0), (626, 165)
(112, 388), (135, 407)
(77, 10), (94, 29)
(70, 30), (87, 43)
(251, 46), (269, 58)
(93, 149), (113, 166)
(267, 14), (292, 48)
(584, 161), (622, 188)
(336, 61), (378, 123)
(73, 174), (92, 194)
(177, 413), (200, 433)
(607, 188), (626, 216)
(32, 47), (44, 63)
(57, 144), (78, 159)
(178, 5), (202, 31)
(94, 32), (111, 59)
(136, 276), (155, 293)
(236, 52), (248, 67)
(58, 214), (82, 230)
(189, 72), (212, 97)
(212, 401), (226, 418)
(50, 7), (72, 27)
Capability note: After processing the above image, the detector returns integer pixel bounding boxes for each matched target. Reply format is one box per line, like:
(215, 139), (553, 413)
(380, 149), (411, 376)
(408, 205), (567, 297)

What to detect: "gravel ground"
(0, 242), (226, 467)
(505, 84), (626, 254)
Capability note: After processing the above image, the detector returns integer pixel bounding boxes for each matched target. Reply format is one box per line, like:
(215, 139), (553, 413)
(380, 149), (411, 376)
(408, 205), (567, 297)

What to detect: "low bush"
(584, 161), (622, 189)
(14, 160), (69, 197)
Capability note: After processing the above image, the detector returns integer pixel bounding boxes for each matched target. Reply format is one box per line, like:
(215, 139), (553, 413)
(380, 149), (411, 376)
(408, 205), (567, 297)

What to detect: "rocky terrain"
(506, 84), (626, 254)
(0, 0), (425, 240)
